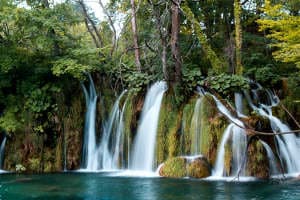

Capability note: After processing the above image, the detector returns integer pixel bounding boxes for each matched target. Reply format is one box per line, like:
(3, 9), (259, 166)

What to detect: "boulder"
(187, 157), (211, 178)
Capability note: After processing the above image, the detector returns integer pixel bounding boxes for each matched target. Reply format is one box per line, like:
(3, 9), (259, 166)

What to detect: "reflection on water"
(0, 173), (299, 200)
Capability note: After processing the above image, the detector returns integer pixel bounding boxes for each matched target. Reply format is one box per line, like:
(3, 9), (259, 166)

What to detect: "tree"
(78, 0), (103, 48)
(257, 0), (300, 68)
(147, 0), (170, 81)
(234, 0), (243, 75)
(170, 0), (182, 84)
(130, 0), (142, 72)
(181, 2), (224, 74)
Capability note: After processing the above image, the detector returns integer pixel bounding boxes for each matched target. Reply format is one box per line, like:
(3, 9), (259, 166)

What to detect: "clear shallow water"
(0, 173), (299, 200)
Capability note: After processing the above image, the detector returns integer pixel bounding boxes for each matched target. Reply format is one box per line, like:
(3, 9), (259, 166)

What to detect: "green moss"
(187, 158), (211, 178)
(159, 157), (187, 178)
(180, 96), (198, 155)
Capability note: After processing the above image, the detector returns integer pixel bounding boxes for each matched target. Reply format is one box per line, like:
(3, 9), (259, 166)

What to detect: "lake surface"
(0, 172), (299, 200)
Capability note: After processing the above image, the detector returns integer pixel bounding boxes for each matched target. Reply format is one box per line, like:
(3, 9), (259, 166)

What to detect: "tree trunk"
(79, 0), (103, 48)
(130, 0), (142, 72)
(84, 17), (100, 48)
(99, 0), (117, 55)
(148, 0), (169, 81)
(162, 40), (168, 81)
(182, 2), (224, 73)
(234, 0), (243, 75)
(170, 0), (182, 84)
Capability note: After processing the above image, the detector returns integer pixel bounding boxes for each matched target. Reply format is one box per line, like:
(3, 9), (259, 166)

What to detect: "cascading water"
(260, 140), (279, 175)
(190, 96), (203, 155)
(213, 123), (235, 177)
(245, 86), (300, 174)
(97, 90), (127, 170)
(0, 136), (6, 170)
(131, 81), (167, 172)
(211, 95), (247, 177)
(234, 92), (246, 117)
(81, 74), (98, 171)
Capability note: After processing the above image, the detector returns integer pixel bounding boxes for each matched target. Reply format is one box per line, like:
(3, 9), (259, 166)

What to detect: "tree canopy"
(0, 0), (299, 136)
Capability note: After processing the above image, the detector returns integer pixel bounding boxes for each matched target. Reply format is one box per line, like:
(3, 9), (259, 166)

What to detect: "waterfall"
(260, 140), (279, 175)
(244, 86), (300, 174)
(0, 136), (6, 169)
(234, 92), (246, 117)
(131, 81), (167, 172)
(190, 96), (203, 155)
(231, 125), (247, 175)
(211, 95), (247, 177)
(97, 90), (127, 170)
(81, 74), (98, 171)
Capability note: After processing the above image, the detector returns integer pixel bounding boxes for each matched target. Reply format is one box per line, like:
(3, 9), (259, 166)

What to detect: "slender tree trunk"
(234, 0), (243, 75)
(84, 17), (100, 48)
(170, 0), (182, 84)
(99, 0), (117, 55)
(182, 3), (224, 73)
(130, 0), (142, 72)
(79, 0), (103, 48)
(162, 40), (168, 81)
(148, 0), (169, 81)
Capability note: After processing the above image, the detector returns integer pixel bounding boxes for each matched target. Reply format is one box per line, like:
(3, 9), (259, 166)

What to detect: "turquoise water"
(0, 173), (299, 200)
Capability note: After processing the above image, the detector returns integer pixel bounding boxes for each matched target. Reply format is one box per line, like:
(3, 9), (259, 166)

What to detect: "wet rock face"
(159, 156), (211, 179)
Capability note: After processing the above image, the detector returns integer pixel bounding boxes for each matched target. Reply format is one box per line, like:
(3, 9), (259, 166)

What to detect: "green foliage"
(253, 66), (280, 86)
(181, 2), (225, 74)
(0, 107), (22, 135)
(182, 66), (204, 93)
(257, 0), (300, 68)
(204, 73), (249, 96)
(25, 85), (59, 115)
(52, 58), (93, 80)
(123, 71), (155, 94)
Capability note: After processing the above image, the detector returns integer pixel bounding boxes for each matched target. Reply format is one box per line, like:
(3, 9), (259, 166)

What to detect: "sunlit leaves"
(257, 0), (300, 68)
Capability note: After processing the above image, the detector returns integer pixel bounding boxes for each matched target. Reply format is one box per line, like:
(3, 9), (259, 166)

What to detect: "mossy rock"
(242, 113), (271, 132)
(246, 139), (269, 178)
(187, 157), (211, 178)
(159, 157), (187, 178)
